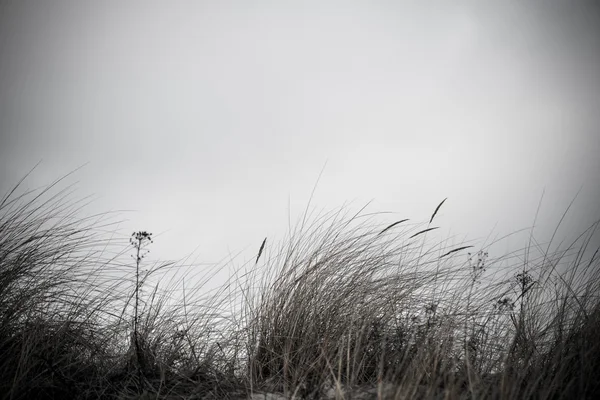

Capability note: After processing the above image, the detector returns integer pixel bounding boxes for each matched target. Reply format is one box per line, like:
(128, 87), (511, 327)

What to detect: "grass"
(0, 173), (599, 399)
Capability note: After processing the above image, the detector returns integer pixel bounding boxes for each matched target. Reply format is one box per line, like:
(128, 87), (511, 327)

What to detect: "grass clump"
(0, 172), (599, 399)
(0, 174), (239, 399)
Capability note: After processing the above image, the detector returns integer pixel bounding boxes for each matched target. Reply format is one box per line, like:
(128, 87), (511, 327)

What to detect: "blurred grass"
(0, 173), (598, 399)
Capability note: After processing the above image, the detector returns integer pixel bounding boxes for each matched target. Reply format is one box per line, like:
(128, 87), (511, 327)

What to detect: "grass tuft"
(1, 174), (599, 399)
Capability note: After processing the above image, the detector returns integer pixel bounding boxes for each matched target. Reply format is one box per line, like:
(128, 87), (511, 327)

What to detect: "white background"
(1, 1), (599, 288)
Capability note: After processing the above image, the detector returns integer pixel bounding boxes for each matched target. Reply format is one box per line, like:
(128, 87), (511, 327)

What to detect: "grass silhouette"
(0, 173), (598, 399)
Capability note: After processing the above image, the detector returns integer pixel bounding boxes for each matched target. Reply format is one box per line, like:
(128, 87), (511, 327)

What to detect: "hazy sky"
(1, 1), (599, 278)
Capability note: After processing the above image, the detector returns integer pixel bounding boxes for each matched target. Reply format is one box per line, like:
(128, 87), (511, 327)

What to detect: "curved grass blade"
(430, 197), (447, 224)
(378, 219), (409, 236)
(409, 227), (438, 239)
(440, 245), (474, 259)
(255, 237), (267, 264)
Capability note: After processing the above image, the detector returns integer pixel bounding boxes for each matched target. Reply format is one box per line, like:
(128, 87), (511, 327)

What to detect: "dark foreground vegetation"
(1, 175), (599, 399)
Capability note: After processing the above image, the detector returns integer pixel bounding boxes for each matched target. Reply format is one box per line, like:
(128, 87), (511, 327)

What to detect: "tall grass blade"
(378, 219), (409, 236)
(429, 197), (447, 224)
(440, 245), (474, 258)
(256, 237), (267, 264)
(409, 226), (438, 239)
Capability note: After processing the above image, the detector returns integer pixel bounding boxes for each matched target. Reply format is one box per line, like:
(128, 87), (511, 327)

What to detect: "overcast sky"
(1, 1), (599, 283)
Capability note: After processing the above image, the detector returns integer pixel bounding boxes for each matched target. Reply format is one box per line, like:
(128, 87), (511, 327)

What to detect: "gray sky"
(1, 1), (599, 282)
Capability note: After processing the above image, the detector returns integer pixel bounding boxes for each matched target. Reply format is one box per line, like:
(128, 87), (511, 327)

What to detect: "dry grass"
(0, 173), (598, 399)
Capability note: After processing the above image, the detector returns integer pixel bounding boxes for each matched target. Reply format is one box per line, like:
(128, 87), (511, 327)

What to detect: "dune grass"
(0, 174), (598, 399)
